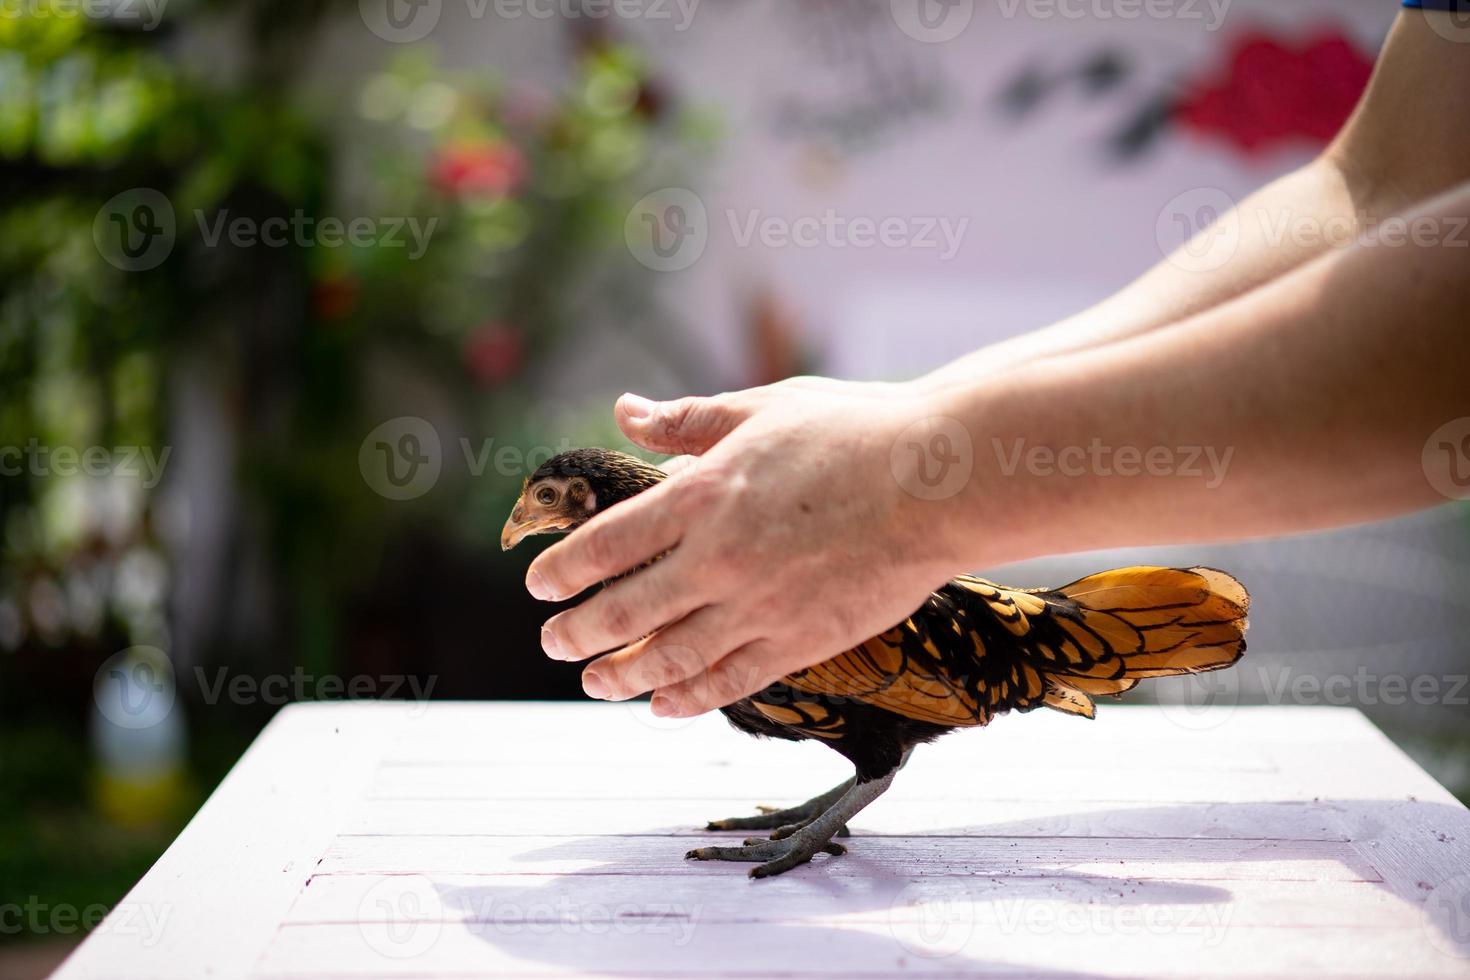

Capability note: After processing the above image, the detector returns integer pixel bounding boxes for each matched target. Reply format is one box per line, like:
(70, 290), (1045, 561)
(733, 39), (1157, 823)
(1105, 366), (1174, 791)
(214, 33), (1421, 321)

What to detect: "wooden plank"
(51, 702), (1470, 980)
(316, 833), (1382, 882)
(254, 920), (1464, 979)
(52, 703), (408, 980)
(363, 759), (1416, 805)
(284, 872), (1421, 929)
(342, 797), (1354, 840)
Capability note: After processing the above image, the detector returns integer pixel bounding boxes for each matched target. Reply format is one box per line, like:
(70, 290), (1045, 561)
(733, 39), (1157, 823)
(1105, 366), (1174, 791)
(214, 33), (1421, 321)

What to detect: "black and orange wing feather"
(782, 566), (1248, 726)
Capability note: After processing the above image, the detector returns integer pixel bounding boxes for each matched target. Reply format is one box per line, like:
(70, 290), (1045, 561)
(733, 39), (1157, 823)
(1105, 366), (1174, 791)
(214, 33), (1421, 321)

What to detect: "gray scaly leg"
(704, 777), (854, 835)
(686, 770), (896, 878)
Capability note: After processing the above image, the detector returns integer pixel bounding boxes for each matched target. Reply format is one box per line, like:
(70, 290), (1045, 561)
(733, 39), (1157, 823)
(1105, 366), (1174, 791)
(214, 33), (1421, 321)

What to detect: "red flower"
(463, 322), (523, 386)
(430, 141), (526, 199)
(311, 274), (359, 321)
(1173, 30), (1373, 156)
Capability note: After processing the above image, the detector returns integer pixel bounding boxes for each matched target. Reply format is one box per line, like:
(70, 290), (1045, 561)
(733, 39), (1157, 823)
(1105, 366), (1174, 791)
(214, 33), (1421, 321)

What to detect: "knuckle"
(628, 645), (688, 692)
(600, 598), (638, 642)
(579, 522), (618, 571)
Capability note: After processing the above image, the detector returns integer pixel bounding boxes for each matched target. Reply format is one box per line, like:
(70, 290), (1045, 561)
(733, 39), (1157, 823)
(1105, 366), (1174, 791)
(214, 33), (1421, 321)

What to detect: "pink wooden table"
(54, 702), (1470, 978)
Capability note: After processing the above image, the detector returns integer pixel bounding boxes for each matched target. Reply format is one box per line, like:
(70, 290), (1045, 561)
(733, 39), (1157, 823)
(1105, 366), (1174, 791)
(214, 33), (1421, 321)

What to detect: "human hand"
(526, 377), (973, 717)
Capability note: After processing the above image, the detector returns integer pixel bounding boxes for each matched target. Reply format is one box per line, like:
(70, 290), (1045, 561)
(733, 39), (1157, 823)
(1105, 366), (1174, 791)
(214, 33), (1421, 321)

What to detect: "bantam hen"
(502, 448), (1250, 878)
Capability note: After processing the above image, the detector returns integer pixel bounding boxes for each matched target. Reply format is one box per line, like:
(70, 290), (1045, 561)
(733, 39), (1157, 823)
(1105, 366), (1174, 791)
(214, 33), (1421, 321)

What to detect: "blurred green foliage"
(0, 0), (706, 948)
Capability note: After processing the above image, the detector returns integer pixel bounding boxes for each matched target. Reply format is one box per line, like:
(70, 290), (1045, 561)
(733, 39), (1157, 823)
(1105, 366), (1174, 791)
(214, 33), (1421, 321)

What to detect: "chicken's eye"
(535, 486), (558, 506)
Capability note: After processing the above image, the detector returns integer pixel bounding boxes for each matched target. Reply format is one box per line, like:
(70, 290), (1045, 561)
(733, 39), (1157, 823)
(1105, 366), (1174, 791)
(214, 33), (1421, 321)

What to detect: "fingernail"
(650, 694), (673, 717)
(540, 627), (563, 660)
(526, 568), (554, 601)
(619, 393), (655, 422)
(582, 671), (609, 700)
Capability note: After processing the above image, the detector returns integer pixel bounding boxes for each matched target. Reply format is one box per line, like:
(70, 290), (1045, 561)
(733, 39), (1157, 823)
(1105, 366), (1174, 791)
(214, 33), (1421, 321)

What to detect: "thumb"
(616, 392), (749, 455)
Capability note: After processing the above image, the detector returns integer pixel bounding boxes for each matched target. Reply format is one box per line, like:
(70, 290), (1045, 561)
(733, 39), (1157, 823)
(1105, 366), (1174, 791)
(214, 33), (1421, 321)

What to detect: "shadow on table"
(432, 798), (1470, 975)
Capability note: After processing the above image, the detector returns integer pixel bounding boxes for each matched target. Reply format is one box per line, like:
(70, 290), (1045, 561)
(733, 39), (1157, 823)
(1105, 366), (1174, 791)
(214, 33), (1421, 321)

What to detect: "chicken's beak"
(500, 504), (568, 551)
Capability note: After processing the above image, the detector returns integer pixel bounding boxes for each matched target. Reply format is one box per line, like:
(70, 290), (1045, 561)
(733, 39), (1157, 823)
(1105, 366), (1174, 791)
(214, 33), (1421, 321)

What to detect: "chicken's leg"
(686, 769), (895, 878)
(704, 777), (854, 835)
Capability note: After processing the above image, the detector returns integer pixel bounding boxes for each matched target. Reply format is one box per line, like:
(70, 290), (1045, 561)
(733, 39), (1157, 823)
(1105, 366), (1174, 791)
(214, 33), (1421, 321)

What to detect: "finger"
(616, 392), (752, 456)
(540, 554), (706, 662)
(650, 639), (792, 717)
(580, 605), (753, 701)
(658, 454), (698, 477)
(526, 483), (683, 601)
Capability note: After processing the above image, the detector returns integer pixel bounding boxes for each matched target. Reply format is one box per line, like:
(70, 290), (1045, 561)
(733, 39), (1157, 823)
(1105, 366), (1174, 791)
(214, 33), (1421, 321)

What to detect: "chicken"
(502, 448), (1250, 878)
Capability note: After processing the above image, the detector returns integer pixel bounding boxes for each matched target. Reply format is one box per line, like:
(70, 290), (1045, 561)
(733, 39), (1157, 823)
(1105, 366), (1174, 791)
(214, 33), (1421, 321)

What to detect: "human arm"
(922, 9), (1470, 389)
(530, 177), (1470, 715)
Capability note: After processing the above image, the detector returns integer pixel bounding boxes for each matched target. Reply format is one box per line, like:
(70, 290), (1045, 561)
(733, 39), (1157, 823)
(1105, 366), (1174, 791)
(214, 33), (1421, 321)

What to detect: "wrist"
(915, 370), (1100, 571)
